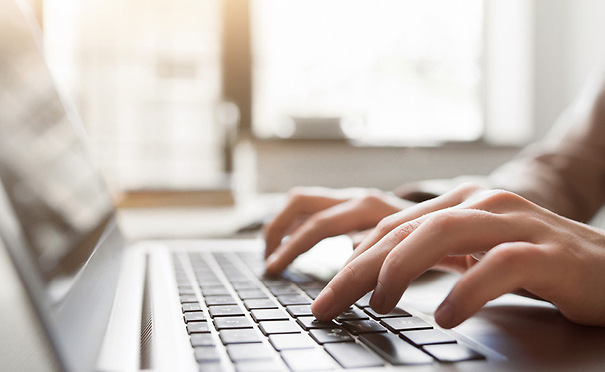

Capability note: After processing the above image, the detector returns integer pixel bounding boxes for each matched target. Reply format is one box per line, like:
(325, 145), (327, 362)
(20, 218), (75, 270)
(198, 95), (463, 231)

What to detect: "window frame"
(224, 0), (537, 149)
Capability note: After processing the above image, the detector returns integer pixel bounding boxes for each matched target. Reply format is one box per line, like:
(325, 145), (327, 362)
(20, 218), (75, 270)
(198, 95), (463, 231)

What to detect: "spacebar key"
(359, 333), (433, 365)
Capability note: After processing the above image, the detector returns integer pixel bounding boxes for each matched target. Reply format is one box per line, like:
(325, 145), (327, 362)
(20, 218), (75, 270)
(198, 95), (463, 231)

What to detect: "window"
(43, 0), (224, 190)
(40, 0), (535, 193)
(252, 0), (484, 144)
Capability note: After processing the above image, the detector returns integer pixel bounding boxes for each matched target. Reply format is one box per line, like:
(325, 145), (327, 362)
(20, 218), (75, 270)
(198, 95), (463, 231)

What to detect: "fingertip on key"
(264, 253), (281, 275)
(312, 286), (335, 320)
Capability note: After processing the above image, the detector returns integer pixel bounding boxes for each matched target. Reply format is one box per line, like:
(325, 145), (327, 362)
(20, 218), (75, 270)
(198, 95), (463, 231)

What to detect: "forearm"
(489, 76), (605, 222)
(396, 72), (605, 223)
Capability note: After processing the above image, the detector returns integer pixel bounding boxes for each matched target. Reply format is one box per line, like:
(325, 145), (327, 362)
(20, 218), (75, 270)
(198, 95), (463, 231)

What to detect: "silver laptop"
(2, 1), (605, 371)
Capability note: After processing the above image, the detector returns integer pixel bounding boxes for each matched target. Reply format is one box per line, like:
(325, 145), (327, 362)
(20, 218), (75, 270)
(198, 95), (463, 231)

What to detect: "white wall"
(534, 0), (605, 138)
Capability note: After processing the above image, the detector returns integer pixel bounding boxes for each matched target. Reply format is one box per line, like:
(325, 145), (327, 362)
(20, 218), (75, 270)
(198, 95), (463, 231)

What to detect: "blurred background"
(25, 0), (605, 200)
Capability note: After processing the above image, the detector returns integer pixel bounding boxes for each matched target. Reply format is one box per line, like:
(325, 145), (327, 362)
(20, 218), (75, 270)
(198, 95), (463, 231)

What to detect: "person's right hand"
(263, 187), (414, 275)
(310, 183), (605, 328)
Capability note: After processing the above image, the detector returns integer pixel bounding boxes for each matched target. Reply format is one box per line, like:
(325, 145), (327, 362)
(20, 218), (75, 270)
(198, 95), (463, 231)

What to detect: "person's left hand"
(311, 183), (605, 328)
(263, 187), (414, 275)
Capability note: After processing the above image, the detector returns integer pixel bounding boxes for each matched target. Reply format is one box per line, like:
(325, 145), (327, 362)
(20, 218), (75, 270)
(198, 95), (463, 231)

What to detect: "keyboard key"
(286, 305), (313, 317)
(187, 322), (210, 334)
(297, 281), (325, 291)
(401, 329), (456, 345)
(209, 305), (245, 317)
(232, 282), (262, 291)
(355, 292), (373, 308)
(237, 289), (268, 300)
(194, 346), (221, 362)
(269, 333), (316, 351)
(277, 294), (312, 306)
(244, 299), (279, 310)
(281, 348), (338, 371)
(282, 270), (313, 283)
(179, 287), (196, 295)
(269, 285), (300, 296)
(214, 316), (253, 329)
(341, 319), (387, 334)
(224, 272), (249, 282)
(423, 343), (485, 362)
(336, 307), (369, 321)
(296, 316), (336, 330)
(251, 309), (289, 322)
(198, 362), (224, 372)
(220, 329), (262, 344)
(227, 343), (273, 362)
(195, 272), (219, 281)
(380, 316), (432, 332)
(262, 278), (291, 287)
(324, 342), (384, 368)
(309, 328), (353, 344)
(303, 288), (322, 299)
(205, 295), (237, 306)
(184, 312), (206, 323)
(259, 320), (301, 335)
(235, 360), (283, 372)
(182, 303), (202, 312)
(199, 280), (224, 289)
(190, 333), (215, 347)
(365, 307), (411, 319)
(359, 332), (433, 365)
(201, 286), (231, 296)
(180, 295), (198, 303)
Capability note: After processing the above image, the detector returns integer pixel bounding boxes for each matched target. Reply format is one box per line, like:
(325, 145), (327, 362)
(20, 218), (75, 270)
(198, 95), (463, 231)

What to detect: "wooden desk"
(116, 193), (281, 241)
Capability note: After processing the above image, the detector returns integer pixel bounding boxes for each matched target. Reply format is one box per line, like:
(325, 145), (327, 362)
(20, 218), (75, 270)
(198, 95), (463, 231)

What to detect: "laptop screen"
(0, 2), (114, 302)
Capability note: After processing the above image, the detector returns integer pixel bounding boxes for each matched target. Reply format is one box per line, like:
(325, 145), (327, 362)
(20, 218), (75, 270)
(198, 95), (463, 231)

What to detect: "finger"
(434, 242), (539, 328)
(371, 209), (525, 313)
(311, 211), (436, 320)
(350, 229), (372, 248)
(265, 198), (394, 275)
(345, 182), (483, 266)
(311, 239), (391, 320)
(432, 255), (471, 274)
(263, 190), (344, 258)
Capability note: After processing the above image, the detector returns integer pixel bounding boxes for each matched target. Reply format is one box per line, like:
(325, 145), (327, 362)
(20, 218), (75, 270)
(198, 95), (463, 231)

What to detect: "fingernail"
(312, 287), (334, 320)
(370, 284), (385, 312)
(266, 253), (278, 266)
(265, 254), (279, 274)
(435, 301), (457, 329)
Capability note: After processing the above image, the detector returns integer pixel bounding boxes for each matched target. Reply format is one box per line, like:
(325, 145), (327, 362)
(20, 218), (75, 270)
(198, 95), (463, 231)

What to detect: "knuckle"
(381, 247), (404, 273)
(490, 243), (537, 269)
(364, 187), (386, 200)
(389, 220), (421, 244)
(454, 182), (485, 197)
(376, 215), (399, 235)
(342, 263), (361, 283)
(352, 188), (387, 210)
(286, 187), (306, 201)
(423, 210), (460, 234)
(483, 189), (526, 206)
(306, 213), (330, 232)
(262, 221), (273, 237)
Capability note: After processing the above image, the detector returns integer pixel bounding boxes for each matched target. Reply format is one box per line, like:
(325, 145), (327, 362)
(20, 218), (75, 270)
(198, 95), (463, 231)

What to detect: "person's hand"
(311, 183), (605, 328)
(263, 187), (415, 275)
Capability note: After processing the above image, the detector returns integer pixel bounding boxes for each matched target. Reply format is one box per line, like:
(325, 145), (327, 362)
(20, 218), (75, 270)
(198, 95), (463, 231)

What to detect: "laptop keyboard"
(173, 251), (484, 371)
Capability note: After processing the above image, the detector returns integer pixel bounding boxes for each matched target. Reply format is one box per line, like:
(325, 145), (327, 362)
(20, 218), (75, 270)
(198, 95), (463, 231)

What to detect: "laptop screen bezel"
(0, 180), (125, 372)
(0, 1), (127, 370)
